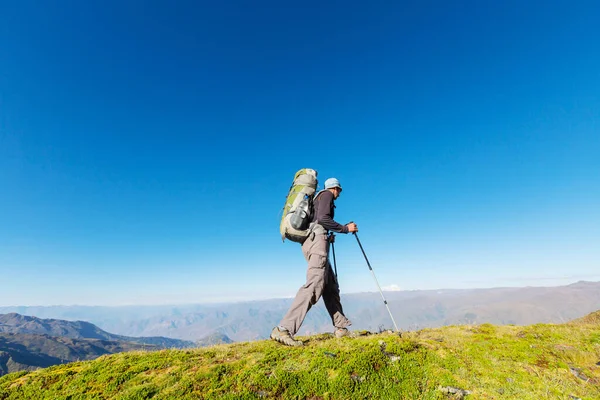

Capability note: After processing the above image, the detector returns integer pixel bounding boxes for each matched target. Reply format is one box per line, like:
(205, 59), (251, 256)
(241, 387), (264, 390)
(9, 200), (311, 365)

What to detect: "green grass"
(1, 312), (599, 399)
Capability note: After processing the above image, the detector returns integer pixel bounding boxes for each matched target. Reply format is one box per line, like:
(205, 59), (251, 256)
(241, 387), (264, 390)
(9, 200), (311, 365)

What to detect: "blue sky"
(1, 1), (599, 306)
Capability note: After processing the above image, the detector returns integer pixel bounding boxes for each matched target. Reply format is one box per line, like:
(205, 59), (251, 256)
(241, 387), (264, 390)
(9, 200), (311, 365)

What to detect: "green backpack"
(280, 168), (318, 242)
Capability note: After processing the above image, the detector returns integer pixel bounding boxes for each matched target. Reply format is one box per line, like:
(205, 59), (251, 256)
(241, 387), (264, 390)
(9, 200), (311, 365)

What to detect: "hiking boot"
(270, 327), (303, 347)
(334, 328), (350, 338)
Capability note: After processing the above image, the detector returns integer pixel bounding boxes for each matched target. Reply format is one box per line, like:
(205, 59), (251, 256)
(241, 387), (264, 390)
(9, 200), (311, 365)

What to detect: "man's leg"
(278, 231), (329, 336)
(322, 261), (352, 330)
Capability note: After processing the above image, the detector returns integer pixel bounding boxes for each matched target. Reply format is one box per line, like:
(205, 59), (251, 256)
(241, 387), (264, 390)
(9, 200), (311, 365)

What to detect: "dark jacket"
(312, 190), (349, 233)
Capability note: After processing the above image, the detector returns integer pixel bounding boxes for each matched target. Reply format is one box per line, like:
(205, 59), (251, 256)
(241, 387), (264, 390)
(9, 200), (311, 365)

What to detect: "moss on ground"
(0, 314), (599, 399)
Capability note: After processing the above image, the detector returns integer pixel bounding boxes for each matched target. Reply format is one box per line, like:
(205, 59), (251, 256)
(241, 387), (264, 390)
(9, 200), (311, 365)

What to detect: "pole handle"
(347, 221), (356, 235)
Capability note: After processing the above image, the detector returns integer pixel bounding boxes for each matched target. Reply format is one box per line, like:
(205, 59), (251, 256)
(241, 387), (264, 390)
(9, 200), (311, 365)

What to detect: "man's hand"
(346, 222), (358, 233)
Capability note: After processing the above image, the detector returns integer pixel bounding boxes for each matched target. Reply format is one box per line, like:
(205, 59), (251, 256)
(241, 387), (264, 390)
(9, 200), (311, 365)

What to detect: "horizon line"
(1, 279), (597, 308)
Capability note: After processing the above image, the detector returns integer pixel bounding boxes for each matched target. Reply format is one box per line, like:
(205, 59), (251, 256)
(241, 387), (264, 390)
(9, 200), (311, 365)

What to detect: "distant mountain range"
(196, 332), (234, 347)
(2, 281), (599, 343)
(0, 313), (200, 376)
(0, 332), (150, 377)
(0, 313), (195, 348)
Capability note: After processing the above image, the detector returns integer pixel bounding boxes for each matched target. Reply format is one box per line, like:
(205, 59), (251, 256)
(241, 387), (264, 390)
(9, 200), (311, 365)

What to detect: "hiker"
(271, 178), (358, 346)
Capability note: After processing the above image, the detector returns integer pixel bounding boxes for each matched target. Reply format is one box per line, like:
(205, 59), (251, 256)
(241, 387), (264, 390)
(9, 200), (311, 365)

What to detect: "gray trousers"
(279, 225), (351, 336)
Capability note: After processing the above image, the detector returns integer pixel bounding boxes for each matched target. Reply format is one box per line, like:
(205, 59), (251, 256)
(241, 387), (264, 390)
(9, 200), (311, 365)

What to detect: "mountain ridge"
(0, 332), (154, 377)
(0, 313), (195, 349)
(0, 313), (210, 377)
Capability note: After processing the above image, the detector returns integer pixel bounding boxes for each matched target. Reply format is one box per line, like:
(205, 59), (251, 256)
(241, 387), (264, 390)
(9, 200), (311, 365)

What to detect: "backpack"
(279, 168), (318, 242)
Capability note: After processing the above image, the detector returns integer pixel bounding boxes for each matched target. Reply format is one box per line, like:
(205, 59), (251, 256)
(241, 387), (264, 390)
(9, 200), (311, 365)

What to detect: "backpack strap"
(314, 189), (327, 202)
(309, 189), (329, 235)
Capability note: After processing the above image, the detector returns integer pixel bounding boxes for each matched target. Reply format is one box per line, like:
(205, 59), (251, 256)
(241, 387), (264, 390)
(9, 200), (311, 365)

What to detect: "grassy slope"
(0, 313), (598, 400)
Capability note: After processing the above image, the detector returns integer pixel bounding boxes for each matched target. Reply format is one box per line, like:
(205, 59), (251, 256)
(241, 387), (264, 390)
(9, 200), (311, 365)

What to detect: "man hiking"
(271, 177), (359, 346)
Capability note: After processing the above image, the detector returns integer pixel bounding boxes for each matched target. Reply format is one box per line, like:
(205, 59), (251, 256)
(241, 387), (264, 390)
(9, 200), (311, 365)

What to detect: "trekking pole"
(353, 231), (400, 332)
(330, 235), (338, 280)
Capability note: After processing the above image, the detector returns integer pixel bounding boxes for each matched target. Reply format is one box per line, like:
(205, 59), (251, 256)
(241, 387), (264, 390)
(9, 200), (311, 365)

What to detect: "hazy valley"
(3, 281), (599, 342)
